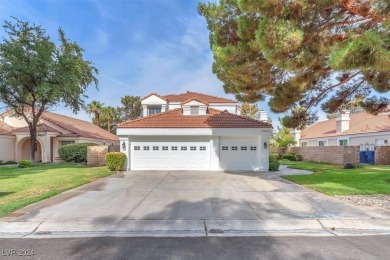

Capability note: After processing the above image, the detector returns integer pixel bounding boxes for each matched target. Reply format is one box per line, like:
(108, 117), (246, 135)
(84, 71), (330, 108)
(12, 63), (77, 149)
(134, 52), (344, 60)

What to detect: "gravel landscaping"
(336, 195), (390, 210)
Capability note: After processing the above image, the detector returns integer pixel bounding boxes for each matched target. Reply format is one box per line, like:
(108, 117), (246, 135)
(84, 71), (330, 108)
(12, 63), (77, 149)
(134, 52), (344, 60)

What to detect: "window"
(148, 106), (161, 115)
(222, 146), (228, 151)
(301, 142), (308, 147)
(318, 141), (326, 147)
(61, 141), (75, 146)
(200, 146), (206, 151)
(190, 146), (196, 151)
(375, 139), (388, 146)
(162, 146), (168, 151)
(250, 146), (257, 151)
(339, 139), (348, 146)
(181, 146), (187, 151)
(232, 146), (238, 151)
(153, 146), (159, 150)
(241, 146), (247, 151)
(143, 146), (150, 151)
(171, 146), (178, 151)
(190, 106), (199, 115)
(134, 146), (140, 150)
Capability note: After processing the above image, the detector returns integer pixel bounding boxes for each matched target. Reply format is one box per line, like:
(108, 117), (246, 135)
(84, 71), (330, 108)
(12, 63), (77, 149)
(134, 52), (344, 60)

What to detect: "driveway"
(1, 167), (389, 237)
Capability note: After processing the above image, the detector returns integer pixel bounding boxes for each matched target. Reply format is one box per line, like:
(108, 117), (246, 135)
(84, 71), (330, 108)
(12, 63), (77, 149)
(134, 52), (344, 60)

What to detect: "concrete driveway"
(1, 167), (389, 237)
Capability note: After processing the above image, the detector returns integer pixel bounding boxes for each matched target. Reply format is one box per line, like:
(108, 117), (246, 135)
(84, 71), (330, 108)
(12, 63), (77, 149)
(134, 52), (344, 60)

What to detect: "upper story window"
(148, 106), (161, 116)
(190, 106), (199, 115)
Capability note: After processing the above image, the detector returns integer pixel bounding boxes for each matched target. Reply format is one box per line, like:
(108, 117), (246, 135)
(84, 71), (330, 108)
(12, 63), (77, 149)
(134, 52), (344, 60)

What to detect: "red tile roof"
(118, 108), (272, 129)
(12, 123), (60, 133)
(301, 112), (390, 139)
(162, 91), (236, 104)
(0, 121), (14, 136)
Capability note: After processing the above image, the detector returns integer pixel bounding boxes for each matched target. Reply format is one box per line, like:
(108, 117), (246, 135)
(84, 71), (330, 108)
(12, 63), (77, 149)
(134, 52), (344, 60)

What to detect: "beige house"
(0, 110), (119, 163)
(291, 110), (390, 147)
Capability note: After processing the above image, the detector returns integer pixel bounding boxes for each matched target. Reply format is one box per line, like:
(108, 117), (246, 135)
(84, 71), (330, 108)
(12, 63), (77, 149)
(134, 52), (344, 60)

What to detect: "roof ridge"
(179, 91), (237, 103)
(117, 108), (182, 127)
(208, 108), (272, 127)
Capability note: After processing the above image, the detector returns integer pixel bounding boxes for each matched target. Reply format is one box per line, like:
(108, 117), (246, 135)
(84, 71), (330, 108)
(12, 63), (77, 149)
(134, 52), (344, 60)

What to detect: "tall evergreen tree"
(199, 0), (390, 129)
(240, 102), (258, 119)
(119, 95), (142, 120)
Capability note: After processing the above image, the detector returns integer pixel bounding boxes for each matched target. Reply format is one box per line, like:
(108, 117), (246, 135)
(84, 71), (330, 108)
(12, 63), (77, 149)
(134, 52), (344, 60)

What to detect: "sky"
(0, 0), (322, 127)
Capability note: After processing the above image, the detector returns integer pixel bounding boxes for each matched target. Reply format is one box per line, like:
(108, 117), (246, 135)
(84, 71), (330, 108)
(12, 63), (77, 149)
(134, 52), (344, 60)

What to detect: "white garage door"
(220, 137), (261, 171)
(131, 141), (210, 170)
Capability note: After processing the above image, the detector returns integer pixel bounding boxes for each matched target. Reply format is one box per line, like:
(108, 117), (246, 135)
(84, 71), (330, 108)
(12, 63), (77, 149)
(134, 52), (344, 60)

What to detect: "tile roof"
(12, 123), (60, 133)
(41, 111), (119, 141)
(0, 121), (14, 136)
(301, 112), (390, 139)
(162, 91), (237, 104)
(118, 108), (272, 129)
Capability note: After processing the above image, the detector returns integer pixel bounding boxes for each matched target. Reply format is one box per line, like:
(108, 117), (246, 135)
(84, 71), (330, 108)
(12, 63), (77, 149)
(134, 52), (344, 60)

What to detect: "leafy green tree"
(100, 106), (117, 132)
(240, 102), (258, 119)
(86, 100), (104, 126)
(199, 0), (390, 129)
(270, 119), (296, 150)
(0, 18), (98, 161)
(119, 95), (142, 121)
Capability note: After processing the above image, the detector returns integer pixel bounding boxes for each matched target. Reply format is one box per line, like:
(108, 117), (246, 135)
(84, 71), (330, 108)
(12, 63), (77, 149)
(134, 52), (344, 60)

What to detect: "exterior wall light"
(264, 142), (268, 149)
(122, 141), (126, 151)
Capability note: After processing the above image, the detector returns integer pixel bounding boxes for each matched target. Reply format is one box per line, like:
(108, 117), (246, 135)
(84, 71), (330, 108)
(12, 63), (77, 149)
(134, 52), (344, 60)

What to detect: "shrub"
(294, 154), (303, 161)
(5, 160), (17, 165)
(343, 162), (355, 169)
(283, 153), (297, 161)
(58, 143), (97, 163)
(105, 152), (126, 171)
(0, 160), (2, 165)
(269, 153), (280, 171)
(18, 160), (32, 168)
(278, 153), (284, 160)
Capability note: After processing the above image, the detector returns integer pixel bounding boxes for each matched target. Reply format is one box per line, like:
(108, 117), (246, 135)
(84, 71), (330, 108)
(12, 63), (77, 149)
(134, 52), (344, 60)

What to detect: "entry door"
(220, 137), (261, 171)
(131, 141), (210, 170)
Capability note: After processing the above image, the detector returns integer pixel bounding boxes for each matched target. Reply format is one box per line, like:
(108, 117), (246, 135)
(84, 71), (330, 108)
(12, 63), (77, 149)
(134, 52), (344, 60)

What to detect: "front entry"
(21, 139), (42, 162)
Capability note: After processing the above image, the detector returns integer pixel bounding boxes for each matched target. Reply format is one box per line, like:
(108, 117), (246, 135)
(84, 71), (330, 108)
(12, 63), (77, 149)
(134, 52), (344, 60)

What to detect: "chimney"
(255, 110), (268, 122)
(336, 110), (350, 133)
(290, 129), (301, 147)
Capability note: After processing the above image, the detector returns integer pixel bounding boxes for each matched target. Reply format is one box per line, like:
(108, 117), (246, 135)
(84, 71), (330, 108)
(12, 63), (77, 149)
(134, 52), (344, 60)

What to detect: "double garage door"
(130, 137), (261, 171)
(131, 141), (210, 170)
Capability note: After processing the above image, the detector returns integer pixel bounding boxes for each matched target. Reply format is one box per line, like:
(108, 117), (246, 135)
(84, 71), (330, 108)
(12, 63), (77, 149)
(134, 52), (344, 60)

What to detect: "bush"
(278, 153), (284, 160)
(294, 154), (303, 161)
(0, 160), (2, 165)
(105, 152), (126, 171)
(269, 153), (280, 171)
(58, 143), (97, 163)
(18, 160), (32, 168)
(4, 160), (17, 165)
(283, 153), (297, 161)
(343, 162), (355, 169)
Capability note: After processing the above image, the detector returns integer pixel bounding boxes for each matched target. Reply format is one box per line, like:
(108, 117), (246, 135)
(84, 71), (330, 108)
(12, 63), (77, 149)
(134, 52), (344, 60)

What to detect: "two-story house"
(117, 91), (273, 171)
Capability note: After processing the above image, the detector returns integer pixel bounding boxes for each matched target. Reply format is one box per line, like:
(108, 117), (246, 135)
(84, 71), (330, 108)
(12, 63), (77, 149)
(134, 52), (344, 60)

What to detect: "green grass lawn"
(281, 160), (390, 195)
(0, 163), (113, 218)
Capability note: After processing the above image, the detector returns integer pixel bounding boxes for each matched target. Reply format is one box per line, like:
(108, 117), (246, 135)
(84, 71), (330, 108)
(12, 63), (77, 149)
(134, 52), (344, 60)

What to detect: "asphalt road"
(0, 235), (389, 260)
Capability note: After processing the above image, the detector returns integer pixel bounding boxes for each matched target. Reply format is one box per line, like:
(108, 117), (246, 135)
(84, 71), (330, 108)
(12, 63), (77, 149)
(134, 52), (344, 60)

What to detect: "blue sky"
(0, 0), (312, 126)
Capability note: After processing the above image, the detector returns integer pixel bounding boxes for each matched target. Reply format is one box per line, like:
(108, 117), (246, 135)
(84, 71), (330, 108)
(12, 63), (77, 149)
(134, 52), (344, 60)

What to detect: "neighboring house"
(117, 91), (273, 171)
(0, 110), (119, 163)
(291, 110), (390, 147)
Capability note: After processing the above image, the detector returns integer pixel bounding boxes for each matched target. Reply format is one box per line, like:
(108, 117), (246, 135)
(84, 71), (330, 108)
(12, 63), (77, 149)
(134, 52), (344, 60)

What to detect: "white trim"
(117, 128), (272, 137)
(300, 130), (390, 142)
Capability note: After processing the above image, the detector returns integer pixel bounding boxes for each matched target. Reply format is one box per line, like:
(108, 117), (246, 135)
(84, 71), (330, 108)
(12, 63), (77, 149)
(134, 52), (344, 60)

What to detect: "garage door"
(220, 137), (261, 171)
(131, 142), (210, 170)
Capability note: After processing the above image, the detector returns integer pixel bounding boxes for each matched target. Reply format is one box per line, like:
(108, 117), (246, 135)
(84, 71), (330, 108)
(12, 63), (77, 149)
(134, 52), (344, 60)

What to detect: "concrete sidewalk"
(1, 168), (389, 238)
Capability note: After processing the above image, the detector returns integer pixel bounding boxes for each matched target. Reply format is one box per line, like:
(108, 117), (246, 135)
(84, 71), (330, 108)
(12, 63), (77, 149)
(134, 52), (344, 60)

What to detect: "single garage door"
(220, 137), (261, 171)
(131, 141), (210, 170)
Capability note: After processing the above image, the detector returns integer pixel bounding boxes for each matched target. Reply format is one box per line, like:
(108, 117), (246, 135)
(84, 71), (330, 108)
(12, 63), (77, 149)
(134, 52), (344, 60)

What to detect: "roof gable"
(163, 91), (236, 104)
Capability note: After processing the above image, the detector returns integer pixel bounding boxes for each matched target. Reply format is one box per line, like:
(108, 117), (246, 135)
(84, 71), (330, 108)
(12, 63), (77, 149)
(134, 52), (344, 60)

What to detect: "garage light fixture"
(264, 142), (268, 149)
(122, 141), (126, 151)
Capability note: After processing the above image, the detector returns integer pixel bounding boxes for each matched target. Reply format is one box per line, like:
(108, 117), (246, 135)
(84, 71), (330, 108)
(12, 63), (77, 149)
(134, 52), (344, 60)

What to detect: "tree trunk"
(107, 118), (111, 132)
(29, 127), (37, 162)
(95, 111), (100, 126)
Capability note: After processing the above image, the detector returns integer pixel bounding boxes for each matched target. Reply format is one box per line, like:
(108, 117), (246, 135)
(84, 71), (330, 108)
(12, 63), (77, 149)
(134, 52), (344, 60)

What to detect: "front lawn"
(0, 163), (112, 218)
(281, 160), (390, 195)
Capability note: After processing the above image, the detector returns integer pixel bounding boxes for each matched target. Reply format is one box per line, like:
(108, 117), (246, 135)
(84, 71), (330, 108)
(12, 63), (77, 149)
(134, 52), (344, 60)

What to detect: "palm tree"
(85, 101), (104, 126)
(101, 106), (116, 132)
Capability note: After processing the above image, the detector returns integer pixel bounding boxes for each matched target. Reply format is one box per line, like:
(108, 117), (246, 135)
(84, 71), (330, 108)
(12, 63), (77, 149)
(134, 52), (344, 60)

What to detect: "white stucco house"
(117, 91), (273, 171)
(0, 110), (119, 163)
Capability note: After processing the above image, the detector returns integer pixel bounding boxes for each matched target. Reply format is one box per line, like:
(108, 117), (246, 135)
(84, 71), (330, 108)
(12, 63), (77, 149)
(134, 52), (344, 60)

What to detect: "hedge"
(58, 143), (97, 163)
(269, 153), (280, 171)
(18, 160), (32, 168)
(105, 152), (126, 171)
